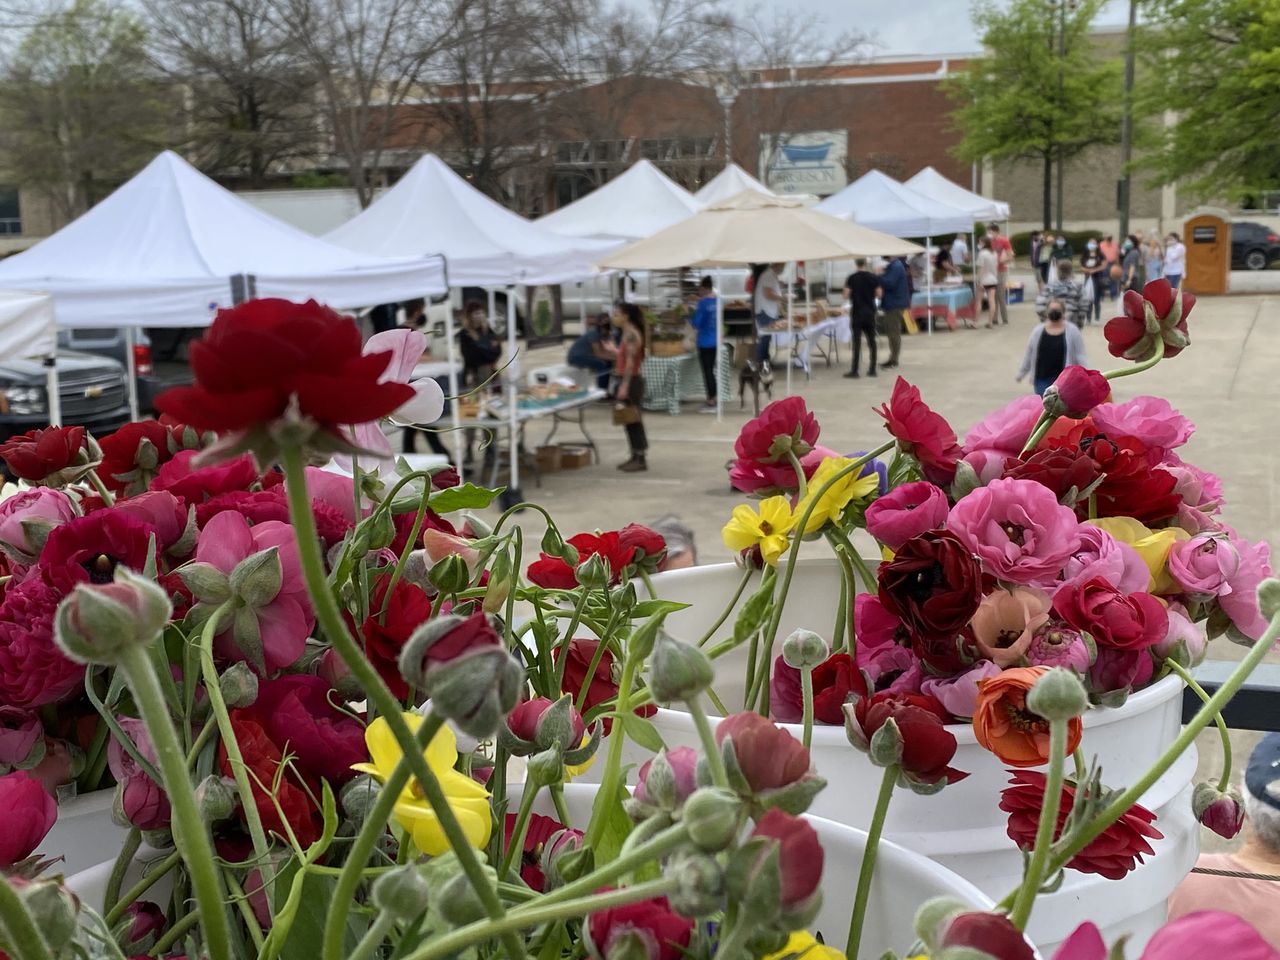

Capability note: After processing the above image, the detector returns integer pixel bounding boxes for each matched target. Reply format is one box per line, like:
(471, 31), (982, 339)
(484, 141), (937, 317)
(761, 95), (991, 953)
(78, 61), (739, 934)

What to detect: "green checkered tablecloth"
(641, 347), (734, 414)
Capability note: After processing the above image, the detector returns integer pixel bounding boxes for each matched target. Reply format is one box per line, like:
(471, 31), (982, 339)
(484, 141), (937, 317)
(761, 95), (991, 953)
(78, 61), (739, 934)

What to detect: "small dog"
(738, 358), (773, 415)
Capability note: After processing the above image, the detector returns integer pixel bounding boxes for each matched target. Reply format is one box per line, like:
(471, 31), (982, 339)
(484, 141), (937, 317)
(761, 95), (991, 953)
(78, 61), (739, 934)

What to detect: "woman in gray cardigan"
(1016, 299), (1087, 395)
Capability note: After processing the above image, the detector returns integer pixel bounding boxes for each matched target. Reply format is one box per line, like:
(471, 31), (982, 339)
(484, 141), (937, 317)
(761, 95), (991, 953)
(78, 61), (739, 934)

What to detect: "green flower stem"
(1010, 718), (1069, 930)
(103, 851), (181, 926)
(535, 822), (690, 907)
(554, 589), (592, 692)
(349, 913), (396, 960)
(222, 868), (265, 952)
(1018, 414), (1054, 457)
(715, 915), (753, 960)
(832, 556), (848, 655)
(687, 695), (728, 787)
(321, 713), (444, 960)
(150, 908), (202, 956)
(184, 716), (217, 767)
(1167, 659), (1232, 791)
(550, 783), (574, 829)
(696, 565), (754, 648)
(79, 717), (111, 792)
(280, 445), (526, 960)
(573, 625), (613, 713)
(787, 450), (809, 498)
(1102, 340), (1164, 381)
(379, 495), (430, 622)
(500, 779), (541, 879)
(826, 527), (874, 595)
(845, 763), (897, 959)
(196, 602), (274, 904)
(1043, 607), (1280, 879)
(761, 441), (895, 716)
(85, 468), (116, 506)
(102, 827), (141, 920)
(0, 876), (51, 960)
(115, 645), (231, 960)
(800, 666), (815, 751)
(400, 877), (678, 960)
(584, 651), (639, 848)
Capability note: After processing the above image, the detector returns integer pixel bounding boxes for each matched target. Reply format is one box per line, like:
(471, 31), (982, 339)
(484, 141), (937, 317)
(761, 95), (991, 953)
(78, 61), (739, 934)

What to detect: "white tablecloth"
(770, 315), (853, 365)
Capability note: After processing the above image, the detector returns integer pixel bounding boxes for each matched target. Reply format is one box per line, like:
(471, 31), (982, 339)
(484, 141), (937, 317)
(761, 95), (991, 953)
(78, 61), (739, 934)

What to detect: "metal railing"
(0, 218), (21, 236)
(1184, 660), (1280, 730)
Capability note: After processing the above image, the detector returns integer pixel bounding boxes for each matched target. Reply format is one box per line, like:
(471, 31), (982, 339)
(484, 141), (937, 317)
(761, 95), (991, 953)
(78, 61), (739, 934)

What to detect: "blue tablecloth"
(911, 286), (974, 312)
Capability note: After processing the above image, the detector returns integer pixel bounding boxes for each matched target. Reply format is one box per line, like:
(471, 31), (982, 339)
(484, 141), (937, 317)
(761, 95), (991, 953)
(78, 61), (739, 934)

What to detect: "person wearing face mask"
(1144, 235), (1165, 282)
(1050, 233), (1075, 268)
(1036, 231), (1054, 287)
(1099, 234), (1120, 300)
(1016, 298), (1087, 396)
(1034, 260), (1085, 327)
(1164, 232), (1186, 290)
(1079, 238), (1106, 324)
(1121, 234), (1145, 293)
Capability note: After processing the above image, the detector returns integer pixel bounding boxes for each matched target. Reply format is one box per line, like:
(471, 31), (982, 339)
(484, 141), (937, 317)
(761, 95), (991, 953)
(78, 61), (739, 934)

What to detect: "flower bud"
(541, 830), (593, 890)
(114, 773), (170, 831)
(540, 526), (568, 559)
(866, 716), (904, 768)
(501, 695), (587, 758)
(364, 510), (397, 552)
(115, 900), (166, 953)
(436, 870), (492, 927)
(1258, 578), (1280, 623)
(1193, 782), (1245, 840)
(55, 567), (173, 664)
(682, 786), (742, 852)
(1025, 667), (1089, 723)
(749, 810), (823, 924)
(462, 512), (493, 539)
(781, 629), (829, 670)
(575, 553), (611, 590)
(218, 661), (259, 708)
(194, 774), (237, 822)
(372, 864), (431, 923)
(913, 896), (969, 950)
(428, 553), (471, 595)
(229, 547), (283, 608)
(633, 747), (699, 813)
(15, 878), (79, 954)
(527, 746), (565, 787)
(341, 774), (382, 826)
(178, 561), (232, 604)
(419, 645), (525, 739)
(666, 850), (725, 917)
(647, 633), (714, 704)
(726, 835), (782, 927)
(949, 459), (982, 502)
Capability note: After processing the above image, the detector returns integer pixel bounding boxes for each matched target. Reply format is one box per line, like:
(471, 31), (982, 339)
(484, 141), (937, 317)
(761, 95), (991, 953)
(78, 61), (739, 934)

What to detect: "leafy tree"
(1138, 0), (1280, 202)
(0, 0), (170, 221)
(946, 0), (1121, 228)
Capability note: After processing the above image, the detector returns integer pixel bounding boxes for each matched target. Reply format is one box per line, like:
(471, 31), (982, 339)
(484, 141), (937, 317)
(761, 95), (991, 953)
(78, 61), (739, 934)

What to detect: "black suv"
(0, 350), (131, 441)
(1231, 221), (1280, 271)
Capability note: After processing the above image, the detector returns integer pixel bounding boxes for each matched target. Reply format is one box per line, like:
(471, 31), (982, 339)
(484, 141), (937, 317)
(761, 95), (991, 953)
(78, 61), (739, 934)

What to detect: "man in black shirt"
(842, 259), (881, 378)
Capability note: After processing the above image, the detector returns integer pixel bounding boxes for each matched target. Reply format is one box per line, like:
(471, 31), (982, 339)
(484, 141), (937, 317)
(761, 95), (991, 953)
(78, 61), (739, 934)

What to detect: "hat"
(1244, 733), (1280, 811)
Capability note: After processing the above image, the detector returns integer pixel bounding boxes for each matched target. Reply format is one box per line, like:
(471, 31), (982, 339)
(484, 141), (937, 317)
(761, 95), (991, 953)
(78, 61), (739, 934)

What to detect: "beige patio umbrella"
(595, 191), (923, 412)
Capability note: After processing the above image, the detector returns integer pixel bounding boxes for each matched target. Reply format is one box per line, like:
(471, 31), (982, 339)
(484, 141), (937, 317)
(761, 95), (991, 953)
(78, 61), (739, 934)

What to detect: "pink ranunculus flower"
(0, 488), (77, 566)
(1088, 646), (1154, 698)
(304, 466), (362, 523)
(962, 394), (1044, 456)
(734, 396), (820, 466)
(108, 716), (171, 830)
(1091, 396), (1194, 452)
(1161, 453), (1224, 513)
(1026, 621), (1092, 671)
(1218, 531), (1273, 643)
(1156, 602), (1206, 666)
(864, 481), (949, 550)
(948, 477), (1081, 584)
(1168, 534), (1240, 600)
(960, 448), (1008, 485)
(970, 587), (1052, 666)
(921, 660), (1001, 719)
(1052, 912), (1279, 960)
(195, 511), (316, 673)
(0, 707), (41, 766)
(853, 594), (919, 688)
(729, 444), (839, 495)
(111, 490), (190, 552)
(1057, 524), (1151, 594)
(0, 770), (56, 866)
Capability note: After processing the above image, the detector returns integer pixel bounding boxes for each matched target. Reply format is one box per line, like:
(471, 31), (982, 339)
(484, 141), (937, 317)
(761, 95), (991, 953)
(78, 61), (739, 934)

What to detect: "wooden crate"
(535, 445), (562, 472)
(558, 445), (592, 469)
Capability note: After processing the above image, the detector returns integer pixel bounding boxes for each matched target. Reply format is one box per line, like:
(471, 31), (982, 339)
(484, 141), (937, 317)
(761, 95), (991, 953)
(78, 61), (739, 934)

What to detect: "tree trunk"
(1042, 152), (1052, 229)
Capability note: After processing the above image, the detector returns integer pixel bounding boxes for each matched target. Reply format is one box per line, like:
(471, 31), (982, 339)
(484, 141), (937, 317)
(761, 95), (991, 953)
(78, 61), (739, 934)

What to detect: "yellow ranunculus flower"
(723, 496), (794, 565)
(1089, 516), (1189, 594)
(794, 457), (880, 535)
(763, 931), (846, 960)
(352, 713), (492, 856)
(564, 732), (597, 780)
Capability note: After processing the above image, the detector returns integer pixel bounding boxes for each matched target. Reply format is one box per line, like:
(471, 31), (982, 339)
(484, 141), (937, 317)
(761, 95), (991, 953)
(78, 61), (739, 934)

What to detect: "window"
(0, 188), (19, 236)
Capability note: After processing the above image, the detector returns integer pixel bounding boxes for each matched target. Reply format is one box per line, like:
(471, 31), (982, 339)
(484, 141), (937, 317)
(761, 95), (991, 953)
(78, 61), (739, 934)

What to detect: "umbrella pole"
(578, 282), (585, 326)
(45, 357), (61, 428)
(487, 288), (496, 323)
(444, 294), (463, 483)
(506, 288), (520, 497)
(785, 262), (793, 396)
(803, 265), (811, 363)
(926, 235), (934, 337)
(715, 268), (724, 423)
(125, 325), (140, 420)
(971, 229), (979, 325)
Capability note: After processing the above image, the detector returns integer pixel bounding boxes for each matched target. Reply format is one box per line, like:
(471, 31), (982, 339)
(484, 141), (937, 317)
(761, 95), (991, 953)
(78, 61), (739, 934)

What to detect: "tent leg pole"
(45, 358), (61, 428)
(785, 263), (793, 397)
(578, 283), (585, 325)
(926, 235), (934, 337)
(125, 325), (140, 420)
(505, 288), (521, 506)
(487, 288), (496, 323)
(444, 295), (464, 484)
(715, 269), (724, 424)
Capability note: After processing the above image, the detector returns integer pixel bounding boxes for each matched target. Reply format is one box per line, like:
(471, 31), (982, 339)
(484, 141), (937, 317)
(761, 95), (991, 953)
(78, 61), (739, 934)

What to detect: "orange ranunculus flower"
(972, 666), (1083, 768)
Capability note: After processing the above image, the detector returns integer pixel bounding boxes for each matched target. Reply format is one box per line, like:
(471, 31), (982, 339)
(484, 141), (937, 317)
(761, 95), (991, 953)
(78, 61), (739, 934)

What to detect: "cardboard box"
(558, 445), (592, 469)
(535, 445), (562, 473)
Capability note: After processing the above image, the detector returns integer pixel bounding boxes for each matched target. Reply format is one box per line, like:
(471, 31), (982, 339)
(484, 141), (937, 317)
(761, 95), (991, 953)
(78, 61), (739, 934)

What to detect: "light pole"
(715, 81), (736, 171)
(1118, 0), (1138, 238)
(1055, 0), (1069, 232)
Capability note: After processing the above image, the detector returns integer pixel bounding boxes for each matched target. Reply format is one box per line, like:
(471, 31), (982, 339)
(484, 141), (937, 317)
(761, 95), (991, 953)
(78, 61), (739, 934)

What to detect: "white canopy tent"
(695, 163), (774, 206)
(597, 191), (922, 413)
(538, 159), (703, 244)
(0, 290), (60, 425)
(904, 166), (1010, 221)
(817, 170), (975, 334)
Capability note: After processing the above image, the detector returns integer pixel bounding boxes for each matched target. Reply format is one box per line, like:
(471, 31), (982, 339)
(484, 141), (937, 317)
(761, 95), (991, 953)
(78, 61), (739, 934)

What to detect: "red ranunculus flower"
(356, 576), (433, 699)
(431, 466), (461, 489)
(221, 711), (322, 848)
(1046, 366), (1111, 419)
(528, 531), (635, 590)
(846, 691), (967, 786)
(1064, 432), (1183, 523)
(152, 450), (260, 505)
(1104, 277), (1194, 361)
(98, 420), (181, 495)
(587, 896), (694, 960)
(770, 653), (868, 725)
(389, 508), (457, 555)
(38, 509), (157, 592)
(750, 808), (824, 909)
(156, 298), (415, 433)
(714, 712), (812, 794)
(1001, 769), (1162, 880)
(733, 396), (820, 465)
(936, 912), (1034, 960)
(196, 487), (350, 546)
(0, 771), (56, 866)
(875, 378), (963, 484)
(553, 639), (656, 735)
(505, 697), (586, 747)
(878, 530), (984, 643)
(1053, 577), (1168, 652)
(0, 426), (86, 483)
(618, 523), (667, 570)
(503, 812), (576, 892)
(0, 577), (85, 709)
(1001, 447), (1103, 505)
(245, 675), (366, 785)
(1087, 645), (1155, 698)
(111, 491), (190, 554)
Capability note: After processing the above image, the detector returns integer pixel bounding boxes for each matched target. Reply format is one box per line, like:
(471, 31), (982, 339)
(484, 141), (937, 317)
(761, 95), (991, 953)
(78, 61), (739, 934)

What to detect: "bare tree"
(269, 0), (462, 206)
(143, 0), (319, 187)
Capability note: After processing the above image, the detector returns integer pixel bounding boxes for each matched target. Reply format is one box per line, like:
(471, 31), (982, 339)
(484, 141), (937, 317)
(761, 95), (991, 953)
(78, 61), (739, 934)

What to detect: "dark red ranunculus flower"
(38, 509), (157, 592)
(1046, 366), (1111, 419)
(527, 531), (635, 590)
(152, 450), (260, 505)
(1066, 432), (1183, 523)
(714, 711), (812, 794)
(0, 771), (56, 866)
(770, 653), (868, 725)
(431, 466), (461, 489)
(1104, 278), (1194, 361)
(245, 675), (366, 785)
(618, 523), (667, 569)
(196, 487), (350, 546)
(733, 396), (820, 465)
(553, 639), (656, 735)
(98, 420), (180, 495)
(875, 378), (963, 484)
(156, 298), (414, 433)
(389, 508), (457, 555)
(1001, 446), (1103, 505)
(847, 690), (967, 786)
(587, 896), (694, 960)
(356, 576), (433, 699)
(936, 912), (1035, 960)
(0, 574), (84, 709)
(111, 491), (190, 555)
(0, 426), (88, 485)
(1053, 577), (1169, 652)
(1001, 769), (1162, 880)
(503, 812), (576, 891)
(221, 711), (322, 849)
(878, 530), (984, 642)
(750, 808), (824, 909)
(1087, 645), (1155, 698)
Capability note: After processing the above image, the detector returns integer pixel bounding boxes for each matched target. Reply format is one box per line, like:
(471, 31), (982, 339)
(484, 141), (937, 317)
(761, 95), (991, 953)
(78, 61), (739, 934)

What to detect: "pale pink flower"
(1057, 525), (1150, 594)
(1052, 912), (1279, 960)
(1168, 534), (1240, 600)
(1156, 602), (1206, 666)
(0, 488), (76, 565)
(1217, 529), (1273, 643)
(962, 395), (1044, 455)
(970, 588), (1052, 666)
(959, 448), (1007, 485)
(1091, 396), (1194, 452)
(421, 528), (482, 575)
(921, 660), (1001, 719)
(345, 328), (445, 468)
(947, 477), (1081, 584)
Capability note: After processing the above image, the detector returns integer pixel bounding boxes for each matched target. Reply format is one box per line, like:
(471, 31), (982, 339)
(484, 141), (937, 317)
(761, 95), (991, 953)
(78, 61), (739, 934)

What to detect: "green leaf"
(593, 779), (634, 864)
(630, 599), (691, 619)
(395, 483), (502, 515)
(276, 870), (366, 960)
(618, 713), (667, 753)
(732, 577), (776, 647)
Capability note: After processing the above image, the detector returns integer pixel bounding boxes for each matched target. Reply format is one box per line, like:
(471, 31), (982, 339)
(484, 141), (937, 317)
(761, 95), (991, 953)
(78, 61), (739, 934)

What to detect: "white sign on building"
(759, 131), (848, 197)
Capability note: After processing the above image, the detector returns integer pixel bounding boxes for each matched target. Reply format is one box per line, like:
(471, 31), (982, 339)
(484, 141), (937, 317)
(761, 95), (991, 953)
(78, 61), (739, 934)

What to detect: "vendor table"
(412, 359), (463, 380)
(641, 347), (733, 414)
(457, 388), (605, 488)
(910, 285), (974, 331)
(768, 315), (851, 375)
